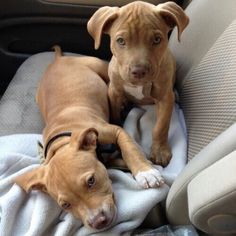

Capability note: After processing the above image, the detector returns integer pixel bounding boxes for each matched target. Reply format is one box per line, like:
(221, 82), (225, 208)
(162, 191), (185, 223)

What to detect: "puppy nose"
(130, 64), (149, 79)
(90, 212), (109, 229)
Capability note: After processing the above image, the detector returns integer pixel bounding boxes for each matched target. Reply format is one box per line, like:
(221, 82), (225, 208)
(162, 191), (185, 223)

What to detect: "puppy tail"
(52, 45), (62, 60)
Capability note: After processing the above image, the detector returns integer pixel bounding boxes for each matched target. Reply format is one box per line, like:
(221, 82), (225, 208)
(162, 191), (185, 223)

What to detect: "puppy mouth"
(126, 77), (153, 86)
(129, 78), (149, 84)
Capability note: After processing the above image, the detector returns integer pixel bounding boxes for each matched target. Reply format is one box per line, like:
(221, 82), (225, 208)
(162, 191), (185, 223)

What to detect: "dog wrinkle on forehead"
(121, 1), (151, 14)
(116, 10), (164, 38)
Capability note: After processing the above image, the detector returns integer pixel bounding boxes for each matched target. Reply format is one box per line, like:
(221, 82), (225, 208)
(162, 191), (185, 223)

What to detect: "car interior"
(0, 0), (235, 235)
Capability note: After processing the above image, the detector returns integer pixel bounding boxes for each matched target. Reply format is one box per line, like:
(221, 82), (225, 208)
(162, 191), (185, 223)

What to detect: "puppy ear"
(87, 6), (119, 49)
(155, 2), (189, 41)
(71, 128), (98, 151)
(14, 166), (47, 193)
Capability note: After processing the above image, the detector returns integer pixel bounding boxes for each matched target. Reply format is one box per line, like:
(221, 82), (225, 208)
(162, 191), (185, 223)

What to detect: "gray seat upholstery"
(0, 0), (235, 234)
(0, 52), (76, 136)
(0, 53), (49, 135)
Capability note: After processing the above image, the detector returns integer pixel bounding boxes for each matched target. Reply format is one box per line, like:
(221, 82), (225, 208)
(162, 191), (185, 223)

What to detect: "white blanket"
(0, 104), (187, 236)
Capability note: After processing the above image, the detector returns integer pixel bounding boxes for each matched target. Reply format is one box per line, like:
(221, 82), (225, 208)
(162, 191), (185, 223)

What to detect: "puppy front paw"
(150, 144), (172, 167)
(135, 168), (164, 188)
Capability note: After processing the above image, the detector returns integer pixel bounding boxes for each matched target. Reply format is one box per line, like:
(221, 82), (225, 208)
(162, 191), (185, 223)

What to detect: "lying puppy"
(15, 46), (164, 230)
(88, 1), (189, 167)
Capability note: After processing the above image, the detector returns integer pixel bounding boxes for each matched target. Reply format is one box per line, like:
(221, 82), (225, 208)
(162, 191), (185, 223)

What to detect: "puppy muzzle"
(129, 64), (151, 80)
(87, 203), (117, 230)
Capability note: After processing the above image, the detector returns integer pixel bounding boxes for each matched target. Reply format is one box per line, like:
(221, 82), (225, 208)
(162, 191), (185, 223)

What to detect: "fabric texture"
(0, 53), (49, 135)
(169, 0), (236, 160)
(180, 19), (236, 160)
(169, 0), (236, 93)
(166, 0), (236, 225)
(0, 52), (77, 136)
(0, 103), (186, 236)
(124, 104), (187, 186)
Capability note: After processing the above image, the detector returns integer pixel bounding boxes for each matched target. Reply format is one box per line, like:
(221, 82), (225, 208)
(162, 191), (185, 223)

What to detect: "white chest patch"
(124, 85), (144, 100)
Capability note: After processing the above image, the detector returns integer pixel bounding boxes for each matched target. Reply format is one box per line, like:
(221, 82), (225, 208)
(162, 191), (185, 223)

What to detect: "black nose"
(130, 64), (149, 79)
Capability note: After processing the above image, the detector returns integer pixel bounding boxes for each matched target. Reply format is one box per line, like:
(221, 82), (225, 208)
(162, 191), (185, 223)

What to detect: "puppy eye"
(153, 35), (161, 45)
(61, 202), (71, 210)
(87, 175), (95, 188)
(116, 37), (126, 46)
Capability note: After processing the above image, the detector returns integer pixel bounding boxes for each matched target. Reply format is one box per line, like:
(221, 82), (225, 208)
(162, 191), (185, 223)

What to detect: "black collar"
(43, 131), (116, 160)
(44, 131), (72, 158)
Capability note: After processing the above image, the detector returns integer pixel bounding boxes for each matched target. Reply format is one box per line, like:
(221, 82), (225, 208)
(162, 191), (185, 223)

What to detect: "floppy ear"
(155, 2), (189, 41)
(87, 6), (119, 49)
(70, 128), (98, 151)
(14, 166), (47, 193)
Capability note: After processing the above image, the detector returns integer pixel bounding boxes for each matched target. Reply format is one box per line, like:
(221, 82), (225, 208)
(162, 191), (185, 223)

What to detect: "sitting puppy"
(87, 1), (189, 166)
(15, 46), (164, 230)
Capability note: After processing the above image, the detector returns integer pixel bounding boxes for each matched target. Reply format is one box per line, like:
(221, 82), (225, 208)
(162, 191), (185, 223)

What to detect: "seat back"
(170, 0), (236, 160)
(166, 0), (236, 224)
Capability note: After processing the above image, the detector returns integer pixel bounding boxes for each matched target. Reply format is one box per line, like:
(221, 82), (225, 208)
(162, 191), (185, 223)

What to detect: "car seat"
(0, 0), (235, 234)
(166, 0), (236, 234)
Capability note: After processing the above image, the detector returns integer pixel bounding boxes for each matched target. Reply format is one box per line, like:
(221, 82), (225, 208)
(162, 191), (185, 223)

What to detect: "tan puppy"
(14, 46), (164, 230)
(88, 1), (189, 167)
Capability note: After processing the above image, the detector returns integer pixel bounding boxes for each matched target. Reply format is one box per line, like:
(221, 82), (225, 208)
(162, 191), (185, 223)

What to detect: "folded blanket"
(0, 104), (187, 236)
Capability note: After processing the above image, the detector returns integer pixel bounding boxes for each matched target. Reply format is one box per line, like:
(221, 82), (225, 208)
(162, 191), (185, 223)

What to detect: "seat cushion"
(0, 52), (76, 136)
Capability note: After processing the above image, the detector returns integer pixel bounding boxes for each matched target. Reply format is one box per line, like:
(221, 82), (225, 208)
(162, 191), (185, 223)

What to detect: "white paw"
(135, 168), (164, 188)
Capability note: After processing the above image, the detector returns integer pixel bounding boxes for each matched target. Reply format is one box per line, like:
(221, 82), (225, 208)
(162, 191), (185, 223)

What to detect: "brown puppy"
(15, 46), (164, 230)
(88, 1), (189, 167)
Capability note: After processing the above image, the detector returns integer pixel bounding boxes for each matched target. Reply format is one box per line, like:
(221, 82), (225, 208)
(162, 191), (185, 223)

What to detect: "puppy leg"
(108, 83), (125, 124)
(98, 124), (164, 188)
(150, 90), (174, 167)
